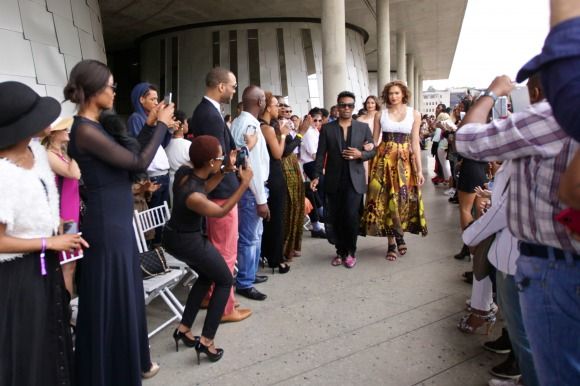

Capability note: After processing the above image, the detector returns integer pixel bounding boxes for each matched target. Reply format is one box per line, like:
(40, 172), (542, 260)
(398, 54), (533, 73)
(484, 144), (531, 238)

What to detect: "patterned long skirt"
(361, 133), (428, 237)
(282, 154), (304, 257)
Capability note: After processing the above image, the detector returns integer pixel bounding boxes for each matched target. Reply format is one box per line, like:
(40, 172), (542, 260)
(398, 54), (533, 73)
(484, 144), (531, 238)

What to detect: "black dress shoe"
(253, 275), (269, 284)
(236, 287), (267, 301)
(311, 229), (327, 238)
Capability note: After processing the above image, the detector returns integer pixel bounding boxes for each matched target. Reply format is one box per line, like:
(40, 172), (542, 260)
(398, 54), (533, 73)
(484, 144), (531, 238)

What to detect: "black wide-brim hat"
(0, 81), (62, 149)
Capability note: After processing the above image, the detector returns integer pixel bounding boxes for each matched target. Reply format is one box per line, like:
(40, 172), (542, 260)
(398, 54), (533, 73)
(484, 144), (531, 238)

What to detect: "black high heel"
(454, 244), (470, 260)
(271, 263), (290, 274)
(173, 328), (200, 352)
(393, 232), (407, 256)
(195, 341), (224, 364)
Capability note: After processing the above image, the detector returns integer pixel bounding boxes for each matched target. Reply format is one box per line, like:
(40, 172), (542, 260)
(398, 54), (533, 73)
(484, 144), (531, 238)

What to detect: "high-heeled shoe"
(271, 263), (290, 274)
(454, 244), (470, 260)
(142, 362), (160, 379)
(173, 328), (200, 352)
(457, 311), (496, 335)
(394, 232), (407, 256)
(195, 341), (224, 364)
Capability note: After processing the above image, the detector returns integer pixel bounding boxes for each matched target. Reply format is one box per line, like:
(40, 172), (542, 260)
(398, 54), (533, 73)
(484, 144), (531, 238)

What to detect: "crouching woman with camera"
(162, 135), (251, 364)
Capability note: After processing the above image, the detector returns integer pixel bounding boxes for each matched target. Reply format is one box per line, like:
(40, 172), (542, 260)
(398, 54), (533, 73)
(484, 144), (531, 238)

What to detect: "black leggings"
(162, 229), (233, 339)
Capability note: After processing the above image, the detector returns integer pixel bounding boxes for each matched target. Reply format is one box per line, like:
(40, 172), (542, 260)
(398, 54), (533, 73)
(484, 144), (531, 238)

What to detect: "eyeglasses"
(287, 110), (292, 113)
(213, 156), (225, 161)
(337, 102), (355, 109)
(313, 119), (322, 122)
(108, 83), (118, 92)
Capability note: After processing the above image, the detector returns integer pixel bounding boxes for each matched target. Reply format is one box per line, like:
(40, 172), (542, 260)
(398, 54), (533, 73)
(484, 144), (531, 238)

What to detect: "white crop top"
(380, 106), (414, 134)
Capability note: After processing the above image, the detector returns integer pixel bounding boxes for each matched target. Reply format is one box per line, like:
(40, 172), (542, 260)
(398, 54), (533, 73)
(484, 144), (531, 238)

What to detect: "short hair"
(142, 84), (158, 98)
(224, 114), (232, 123)
(337, 90), (356, 103)
(308, 107), (322, 116)
(205, 67), (232, 88)
(189, 135), (221, 168)
(381, 80), (410, 105)
(320, 108), (329, 118)
(436, 103), (447, 111)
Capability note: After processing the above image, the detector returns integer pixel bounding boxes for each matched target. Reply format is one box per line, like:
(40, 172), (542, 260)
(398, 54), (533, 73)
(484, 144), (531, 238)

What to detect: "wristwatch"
(481, 89), (498, 104)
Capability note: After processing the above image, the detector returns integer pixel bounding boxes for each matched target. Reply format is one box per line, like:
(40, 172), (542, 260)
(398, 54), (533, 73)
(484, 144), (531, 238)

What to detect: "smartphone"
(63, 221), (78, 235)
(555, 208), (580, 235)
(163, 92), (172, 105)
(493, 96), (508, 120)
(245, 125), (257, 135)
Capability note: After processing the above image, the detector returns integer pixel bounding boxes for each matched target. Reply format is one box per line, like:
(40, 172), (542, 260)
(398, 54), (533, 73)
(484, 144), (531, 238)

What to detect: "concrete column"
(377, 0), (391, 91)
(414, 68), (420, 109)
(418, 73), (424, 113)
(396, 31), (407, 84)
(321, 0), (347, 108)
(406, 54), (415, 107)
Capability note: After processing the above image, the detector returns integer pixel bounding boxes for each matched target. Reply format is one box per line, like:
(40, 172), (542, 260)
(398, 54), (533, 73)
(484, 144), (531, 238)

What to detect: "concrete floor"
(144, 153), (503, 386)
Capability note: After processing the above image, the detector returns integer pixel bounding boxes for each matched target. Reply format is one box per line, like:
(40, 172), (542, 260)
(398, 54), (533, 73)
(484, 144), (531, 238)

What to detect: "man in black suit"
(310, 91), (376, 268)
(189, 67), (252, 323)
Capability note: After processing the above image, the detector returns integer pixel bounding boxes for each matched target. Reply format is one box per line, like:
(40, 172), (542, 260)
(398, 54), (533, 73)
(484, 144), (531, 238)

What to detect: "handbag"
(140, 247), (170, 279)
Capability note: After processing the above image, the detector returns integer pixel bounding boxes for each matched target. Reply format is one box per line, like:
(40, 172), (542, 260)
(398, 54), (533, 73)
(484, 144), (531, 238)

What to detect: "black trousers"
(325, 181), (363, 257)
(162, 228), (233, 339)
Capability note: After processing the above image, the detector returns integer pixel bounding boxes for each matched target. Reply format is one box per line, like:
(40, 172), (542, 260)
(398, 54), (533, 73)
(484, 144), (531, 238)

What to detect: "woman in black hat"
(0, 81), (89, 386)
(63, 60), (174, 386)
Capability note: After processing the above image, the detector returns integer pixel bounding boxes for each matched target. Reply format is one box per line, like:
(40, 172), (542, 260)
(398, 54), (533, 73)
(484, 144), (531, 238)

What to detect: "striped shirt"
(456, 100), (580, 254)
(462, 162), (519, 275)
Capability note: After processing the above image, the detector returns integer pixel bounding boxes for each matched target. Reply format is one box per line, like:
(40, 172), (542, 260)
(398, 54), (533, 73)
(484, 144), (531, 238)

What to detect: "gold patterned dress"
(361, 107), (428, 237)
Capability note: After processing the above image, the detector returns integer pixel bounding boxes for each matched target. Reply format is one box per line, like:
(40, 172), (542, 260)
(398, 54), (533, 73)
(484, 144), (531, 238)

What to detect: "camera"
(492, 96), (508, 120)
(235, 146), (249, 169)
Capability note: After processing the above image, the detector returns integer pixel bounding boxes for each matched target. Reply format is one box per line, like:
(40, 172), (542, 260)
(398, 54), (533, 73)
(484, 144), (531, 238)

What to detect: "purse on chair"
(140, 247), (170, 279)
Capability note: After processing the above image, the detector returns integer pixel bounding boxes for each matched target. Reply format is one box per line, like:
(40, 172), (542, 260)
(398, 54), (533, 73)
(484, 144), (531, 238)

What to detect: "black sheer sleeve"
(75, 121), (168, 172)
(283, 135), (301, 157)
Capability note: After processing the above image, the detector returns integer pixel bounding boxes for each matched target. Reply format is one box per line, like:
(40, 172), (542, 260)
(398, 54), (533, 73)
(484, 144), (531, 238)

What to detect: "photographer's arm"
(188, 167), (253, 218)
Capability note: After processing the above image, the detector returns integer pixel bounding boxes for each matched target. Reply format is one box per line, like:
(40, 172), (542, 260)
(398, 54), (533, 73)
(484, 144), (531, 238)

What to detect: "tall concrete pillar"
(418, 73), (424, 113)
(377, 0), (391, 91)
(321, 0), (347, 108)
(414, 68), (420, 109)
(396, 31), (407, 84)
(406, 54), (415, 107)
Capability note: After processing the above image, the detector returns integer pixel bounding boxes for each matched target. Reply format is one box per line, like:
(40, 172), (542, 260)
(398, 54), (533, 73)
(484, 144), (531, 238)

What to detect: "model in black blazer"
(190, 97), (239, 199)
(312, 119), (376, 194)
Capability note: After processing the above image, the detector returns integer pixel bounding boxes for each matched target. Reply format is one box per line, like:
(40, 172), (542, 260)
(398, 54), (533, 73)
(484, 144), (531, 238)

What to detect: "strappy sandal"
(457, 311), (496, 335)
(394, 232), (407, 256)
(386, 243), (398, 261)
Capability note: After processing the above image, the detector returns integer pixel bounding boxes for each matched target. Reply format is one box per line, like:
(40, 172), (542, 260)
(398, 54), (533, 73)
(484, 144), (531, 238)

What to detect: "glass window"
(212, 31), (220, 67)
(248, 29), (260, 86)
(276, 28), (288, 97)
(301, 29), (319, 109)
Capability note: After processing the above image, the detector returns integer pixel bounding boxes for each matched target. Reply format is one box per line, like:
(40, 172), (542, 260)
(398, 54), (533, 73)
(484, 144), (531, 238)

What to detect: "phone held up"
(236, 146), (249, 169)
(163, 92), (172, 105)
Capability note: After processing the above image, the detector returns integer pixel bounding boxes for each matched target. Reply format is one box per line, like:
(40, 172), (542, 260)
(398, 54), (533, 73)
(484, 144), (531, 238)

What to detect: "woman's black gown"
(69, 116), (168, 386)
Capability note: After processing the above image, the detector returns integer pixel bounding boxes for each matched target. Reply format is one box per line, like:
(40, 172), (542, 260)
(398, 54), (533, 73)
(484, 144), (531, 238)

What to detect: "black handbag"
(140, 247), (170, 279)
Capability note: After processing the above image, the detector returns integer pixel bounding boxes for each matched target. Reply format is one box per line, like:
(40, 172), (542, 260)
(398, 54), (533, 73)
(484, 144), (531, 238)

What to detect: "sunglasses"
(337, 102), (355, 109)
(313, 119), (322, 122)
(286, 110), (292, 113)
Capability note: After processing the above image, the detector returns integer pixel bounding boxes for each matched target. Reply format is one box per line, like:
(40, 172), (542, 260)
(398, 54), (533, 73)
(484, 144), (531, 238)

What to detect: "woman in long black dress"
(64, 60), (174, 385)
(164, 135), (252, 362)
(259, 92), (291, 274)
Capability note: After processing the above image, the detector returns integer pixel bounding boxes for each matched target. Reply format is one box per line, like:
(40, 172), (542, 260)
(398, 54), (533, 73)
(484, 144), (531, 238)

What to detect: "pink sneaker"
(344, 255), (356, 268)
(331, 256), (343, 266)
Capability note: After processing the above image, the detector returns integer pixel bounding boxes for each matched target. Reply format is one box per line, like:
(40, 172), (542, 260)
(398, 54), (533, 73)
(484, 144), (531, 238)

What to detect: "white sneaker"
(488, 377), (521, 386)
(445, 188), (456, 196)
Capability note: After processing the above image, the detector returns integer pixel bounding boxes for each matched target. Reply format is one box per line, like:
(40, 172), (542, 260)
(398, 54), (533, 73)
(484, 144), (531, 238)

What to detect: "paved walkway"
(144, 154), (501, 386)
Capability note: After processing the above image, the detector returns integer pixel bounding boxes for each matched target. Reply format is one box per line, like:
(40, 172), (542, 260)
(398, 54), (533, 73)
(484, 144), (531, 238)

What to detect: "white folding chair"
(132, 216), (188, 338)
(133, 201), (198, 286)
(59, 249), (84, 265)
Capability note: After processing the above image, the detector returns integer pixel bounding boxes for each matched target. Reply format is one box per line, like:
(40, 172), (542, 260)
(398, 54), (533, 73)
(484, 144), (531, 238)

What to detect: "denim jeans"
(236, 190), (263, 289)
(515, 249), (580, 386)
(496, 272), (539, 386)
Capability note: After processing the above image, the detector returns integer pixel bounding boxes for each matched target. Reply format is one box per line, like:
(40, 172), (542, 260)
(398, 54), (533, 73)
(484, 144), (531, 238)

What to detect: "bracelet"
(40, 238), (47, 276)
(281, 134), (287, 140)
(296, 133), (303, 139)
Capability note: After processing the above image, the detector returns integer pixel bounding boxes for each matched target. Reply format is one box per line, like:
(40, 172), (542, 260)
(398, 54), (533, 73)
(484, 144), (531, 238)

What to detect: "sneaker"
(343, 255), (357, 268)
(490, 352), (521, 380)
(483, 328), (512, 354)
(444, 188), (456, 196)
(331, 256), (343, 266)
